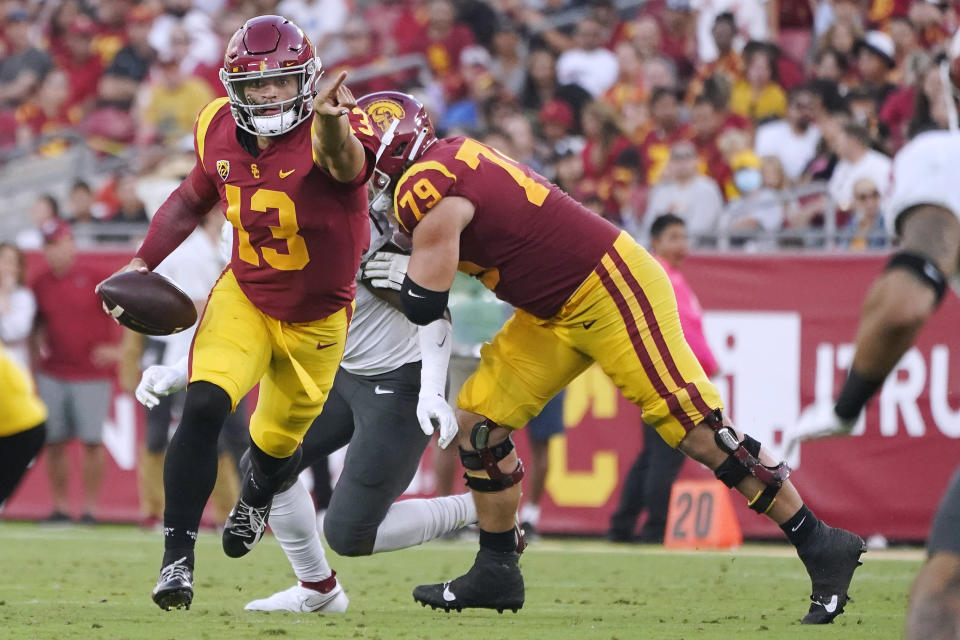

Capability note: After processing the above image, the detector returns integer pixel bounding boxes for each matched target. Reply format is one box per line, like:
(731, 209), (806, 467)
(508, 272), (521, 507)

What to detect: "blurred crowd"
(2, 0), (959, 251)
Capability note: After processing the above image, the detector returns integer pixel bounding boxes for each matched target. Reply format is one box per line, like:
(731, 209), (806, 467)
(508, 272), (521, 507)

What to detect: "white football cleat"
(244, 581), (349, 613)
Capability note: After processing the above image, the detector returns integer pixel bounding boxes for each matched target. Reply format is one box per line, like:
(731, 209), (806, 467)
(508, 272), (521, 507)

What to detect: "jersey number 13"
(224, 185), (310, 271)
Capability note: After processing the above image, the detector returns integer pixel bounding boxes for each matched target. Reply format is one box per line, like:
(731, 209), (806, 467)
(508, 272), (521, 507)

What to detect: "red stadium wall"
(6, 252), (960, 542)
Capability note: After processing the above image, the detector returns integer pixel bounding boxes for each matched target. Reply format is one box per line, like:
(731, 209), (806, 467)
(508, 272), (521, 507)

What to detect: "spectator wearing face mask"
(724, 154), (789, 249)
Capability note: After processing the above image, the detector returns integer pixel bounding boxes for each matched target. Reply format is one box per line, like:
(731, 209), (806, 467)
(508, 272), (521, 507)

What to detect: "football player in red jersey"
(100, 16), (381, 611)
(357, 91), (865, 621)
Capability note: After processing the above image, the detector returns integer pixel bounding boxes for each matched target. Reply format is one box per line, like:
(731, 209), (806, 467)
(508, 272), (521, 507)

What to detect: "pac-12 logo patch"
(364, 100), (406, 133)
(217, 160), (230, 181)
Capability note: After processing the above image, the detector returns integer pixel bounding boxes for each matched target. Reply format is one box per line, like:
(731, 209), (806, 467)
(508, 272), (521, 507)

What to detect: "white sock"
(372, 492), (477, 553)
(519, 502), (541, 527)
(269, 478), (332, 583)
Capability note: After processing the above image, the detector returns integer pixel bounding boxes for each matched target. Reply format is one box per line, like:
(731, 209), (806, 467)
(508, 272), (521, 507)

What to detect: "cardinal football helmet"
(220, 15), (320, 137)
(356, 91), (437, 213)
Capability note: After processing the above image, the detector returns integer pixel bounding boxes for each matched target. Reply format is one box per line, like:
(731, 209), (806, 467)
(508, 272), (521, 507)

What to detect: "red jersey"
(188, 98), (377, 322)
(393, 137), (621, 318)
(32, 263), (120, 380)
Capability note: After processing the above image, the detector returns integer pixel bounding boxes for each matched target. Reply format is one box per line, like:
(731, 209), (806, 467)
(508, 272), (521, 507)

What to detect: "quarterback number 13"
(225, 185), (310, 271)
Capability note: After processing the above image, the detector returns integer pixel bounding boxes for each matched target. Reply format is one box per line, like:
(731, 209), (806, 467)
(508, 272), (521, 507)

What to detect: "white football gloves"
(362, 251), (410, 290)
(783, 402), (857, 458)
(135, 359), (189, 409)
(416, 392), (458, 449)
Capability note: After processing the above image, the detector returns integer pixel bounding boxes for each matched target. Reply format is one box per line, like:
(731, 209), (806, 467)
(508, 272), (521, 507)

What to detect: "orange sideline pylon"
(664, 479), (743, 549)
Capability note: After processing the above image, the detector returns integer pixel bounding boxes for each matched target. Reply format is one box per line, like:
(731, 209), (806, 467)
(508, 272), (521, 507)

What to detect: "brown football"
(98, 271), (197, 336)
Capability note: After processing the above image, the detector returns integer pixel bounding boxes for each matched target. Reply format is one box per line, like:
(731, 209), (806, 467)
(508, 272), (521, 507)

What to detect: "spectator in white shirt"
(0, 243), (36, 372)
(692, 0), (774, 63)
(555, 17), (619, 97)
(755, 86), (821, 181)
(642, 141), (725, 244)
(827, 122), (891, 211)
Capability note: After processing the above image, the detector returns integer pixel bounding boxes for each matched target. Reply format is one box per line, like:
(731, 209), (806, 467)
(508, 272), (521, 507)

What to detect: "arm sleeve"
(135, 163), (219, 269)
(417, 315), (453, 397)
(0, 289), (36, 343)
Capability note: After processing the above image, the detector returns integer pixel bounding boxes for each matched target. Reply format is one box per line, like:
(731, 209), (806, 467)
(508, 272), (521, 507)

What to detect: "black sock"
(162, 382), (230, 553)
(479, 528), (517, 553)
(780, 504), (820, 548)
(161, 548), (194, 571)
(242, 443), (302, 507)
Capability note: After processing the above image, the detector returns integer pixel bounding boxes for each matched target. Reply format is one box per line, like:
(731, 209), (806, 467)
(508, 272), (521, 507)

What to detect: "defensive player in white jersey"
(788, 46), (960, 639)
(137, 213), (476, 612)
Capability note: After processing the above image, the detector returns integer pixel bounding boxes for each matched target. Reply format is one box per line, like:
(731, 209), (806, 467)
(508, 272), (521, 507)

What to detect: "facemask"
(734, 168), (762, 194)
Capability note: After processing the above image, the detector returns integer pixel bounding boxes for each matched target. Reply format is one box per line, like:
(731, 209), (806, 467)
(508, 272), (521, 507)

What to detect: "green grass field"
(0, 522), (919, 640)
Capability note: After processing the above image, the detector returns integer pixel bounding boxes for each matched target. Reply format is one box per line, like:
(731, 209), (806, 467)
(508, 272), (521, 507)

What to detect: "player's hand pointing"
(313, 70), (356, 118)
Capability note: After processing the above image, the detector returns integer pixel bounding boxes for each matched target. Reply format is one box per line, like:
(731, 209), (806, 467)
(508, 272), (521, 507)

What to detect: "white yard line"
(0, 524), (925, 561)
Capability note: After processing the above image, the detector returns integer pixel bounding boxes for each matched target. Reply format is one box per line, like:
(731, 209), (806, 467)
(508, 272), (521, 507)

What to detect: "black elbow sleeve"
(400, 275), (449, 325)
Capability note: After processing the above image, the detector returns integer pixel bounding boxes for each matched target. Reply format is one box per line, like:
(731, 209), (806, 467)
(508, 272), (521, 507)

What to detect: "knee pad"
(703, 410), (791, 514)
(459, 420), (524, 493)
(182, 381), (231, 436)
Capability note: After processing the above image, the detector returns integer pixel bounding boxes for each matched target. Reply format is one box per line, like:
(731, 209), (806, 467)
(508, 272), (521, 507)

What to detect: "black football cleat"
(152, 556), (194, 611)
(222, 498), (272, 558)
(413, 548), (524, 613)
(798, 525), (866, 624)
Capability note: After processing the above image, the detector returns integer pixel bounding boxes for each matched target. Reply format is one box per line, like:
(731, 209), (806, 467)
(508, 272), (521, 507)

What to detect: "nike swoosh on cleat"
(243, 535), (261, 551)
(442, 584), (456, 602)
(374, 386), (394, 395)
(819, 595), (839, 613)
(791, 516), (806, 532)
